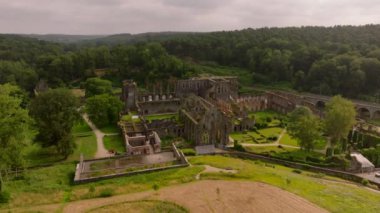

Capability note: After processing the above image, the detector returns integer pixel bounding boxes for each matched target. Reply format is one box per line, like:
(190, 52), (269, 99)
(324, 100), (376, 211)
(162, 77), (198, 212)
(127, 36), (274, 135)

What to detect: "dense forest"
(3, 25), (380, 100)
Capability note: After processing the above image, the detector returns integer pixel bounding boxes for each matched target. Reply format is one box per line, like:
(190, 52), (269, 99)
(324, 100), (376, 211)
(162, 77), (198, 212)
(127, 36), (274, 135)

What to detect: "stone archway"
(373, 110), (380, 120)
(358, 108), (371, 120)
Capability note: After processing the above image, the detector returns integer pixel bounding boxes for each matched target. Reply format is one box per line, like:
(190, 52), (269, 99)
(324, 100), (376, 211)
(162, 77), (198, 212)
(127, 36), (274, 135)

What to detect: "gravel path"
(82, 113), (110, 158)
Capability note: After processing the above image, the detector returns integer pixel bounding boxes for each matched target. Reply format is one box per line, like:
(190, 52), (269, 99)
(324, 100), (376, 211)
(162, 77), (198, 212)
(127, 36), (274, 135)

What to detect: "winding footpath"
(82, 113), (109, 158)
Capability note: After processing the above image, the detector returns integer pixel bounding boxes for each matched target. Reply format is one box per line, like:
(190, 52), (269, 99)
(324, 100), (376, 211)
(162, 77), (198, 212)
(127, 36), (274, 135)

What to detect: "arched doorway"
(358, 108), (371, 120)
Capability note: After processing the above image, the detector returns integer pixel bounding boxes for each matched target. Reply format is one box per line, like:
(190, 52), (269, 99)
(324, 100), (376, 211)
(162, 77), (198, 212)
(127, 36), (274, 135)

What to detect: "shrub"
(152, 184), (160, 191)
(0, 191), (10, 203)
(267, 134), (278, 141)
(98, 188), (114, 198)
(266, 117), (272, 122)
(292, 169), (302, 174)
(181, 148), (196, 156)
(234, 141), (245, 152)
(326, 155), (350, 169)
(306, 156), (323, 163)
(361, 179), (369, 186)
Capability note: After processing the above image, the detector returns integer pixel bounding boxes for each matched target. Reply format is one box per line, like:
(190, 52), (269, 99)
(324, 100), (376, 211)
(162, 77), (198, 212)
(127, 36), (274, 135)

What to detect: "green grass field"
(103, 135), (125, 153)
(2, 155), (380, 212)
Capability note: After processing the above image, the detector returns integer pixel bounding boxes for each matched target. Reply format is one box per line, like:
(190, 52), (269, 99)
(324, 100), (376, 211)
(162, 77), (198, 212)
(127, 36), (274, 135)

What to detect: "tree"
(83, 77), (113, 97)
(324, 95), (356, 156)
(0, 61), (38, 92)
(0, 84), (34, 193)
(287, 106), (321, 152)
(85, 94), (123, 128)
(29, 89), (79, 158)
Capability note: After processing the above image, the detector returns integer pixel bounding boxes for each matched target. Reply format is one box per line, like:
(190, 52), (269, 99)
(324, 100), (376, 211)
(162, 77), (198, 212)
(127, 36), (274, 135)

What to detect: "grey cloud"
(0, 0), (378, 34)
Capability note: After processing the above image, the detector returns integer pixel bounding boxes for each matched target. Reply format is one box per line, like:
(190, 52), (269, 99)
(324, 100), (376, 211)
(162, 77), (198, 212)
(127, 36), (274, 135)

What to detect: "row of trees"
(288, 96), (356, 155)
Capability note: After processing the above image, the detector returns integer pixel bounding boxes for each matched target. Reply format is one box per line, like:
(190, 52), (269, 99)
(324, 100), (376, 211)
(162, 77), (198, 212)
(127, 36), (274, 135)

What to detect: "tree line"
(4, 25), (380, 99)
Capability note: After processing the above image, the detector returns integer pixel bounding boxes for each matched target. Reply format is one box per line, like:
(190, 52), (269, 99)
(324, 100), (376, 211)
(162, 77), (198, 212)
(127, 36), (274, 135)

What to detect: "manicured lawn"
(189, 155), (380, 213)
(279, 132), (327, 150)
(258, 127), (283, 137)
(69, 118), (97, 161)
(279, 132), (299, 147)
(103, 135), (125, 153)
(144, 113), (178, 122)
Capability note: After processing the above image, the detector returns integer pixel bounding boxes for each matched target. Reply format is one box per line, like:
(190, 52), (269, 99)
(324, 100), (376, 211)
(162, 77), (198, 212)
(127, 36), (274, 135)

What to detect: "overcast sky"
(0, 0), (379, 35)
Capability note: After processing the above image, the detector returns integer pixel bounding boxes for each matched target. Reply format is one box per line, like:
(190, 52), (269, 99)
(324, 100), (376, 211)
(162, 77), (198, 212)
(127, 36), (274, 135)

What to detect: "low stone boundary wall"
(74, 144), (189, 184)
(220, 150), (380, 189)
(74, 163), (188, 184)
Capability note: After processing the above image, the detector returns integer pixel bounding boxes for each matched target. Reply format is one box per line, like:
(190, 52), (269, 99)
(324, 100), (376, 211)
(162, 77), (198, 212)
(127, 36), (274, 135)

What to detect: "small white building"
(350, 153), (375, 173)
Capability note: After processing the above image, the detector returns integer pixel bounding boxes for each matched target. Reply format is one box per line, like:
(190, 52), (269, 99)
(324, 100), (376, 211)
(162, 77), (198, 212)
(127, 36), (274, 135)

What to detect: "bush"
(326, 155), (350, 169)
(153, 184), (160, 191)
(306, 156), (323, 163)
(234, 141), (245, 152)
(292, 169), (302, 174)
(0, 191), (10, 203)
(266, 117), (272, 122)
(361, 179), (369, 186)
(98, 188), (114, 198)
(181, 148), (196, 156)
(267, 134), (278, 141)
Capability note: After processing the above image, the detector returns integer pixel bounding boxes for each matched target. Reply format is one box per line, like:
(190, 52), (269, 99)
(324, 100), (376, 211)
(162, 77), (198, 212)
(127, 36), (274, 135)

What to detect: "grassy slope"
(1, 164), (203, 208)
